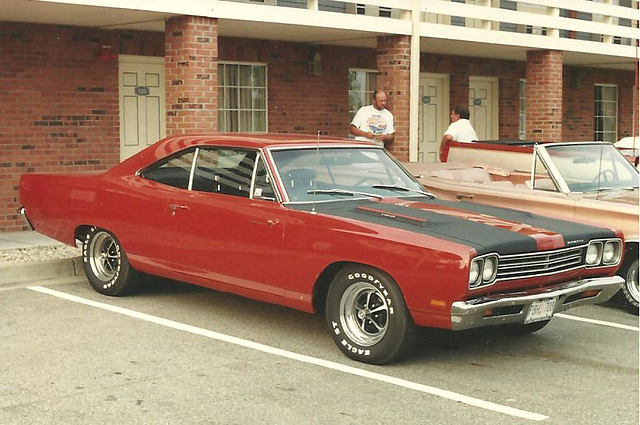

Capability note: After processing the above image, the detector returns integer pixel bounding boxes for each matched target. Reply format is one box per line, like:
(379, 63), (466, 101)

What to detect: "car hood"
(288, 197), (617, 255)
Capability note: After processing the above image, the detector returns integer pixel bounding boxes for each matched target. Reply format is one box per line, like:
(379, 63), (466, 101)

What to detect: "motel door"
(418, 74), (449, 163)
(119, 55), (166, 161)
(469, 77), (498, 141)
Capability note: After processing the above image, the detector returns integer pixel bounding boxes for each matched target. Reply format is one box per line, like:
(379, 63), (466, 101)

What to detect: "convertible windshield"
(544, 143), (639, 192)
(270, 147), (427, 202)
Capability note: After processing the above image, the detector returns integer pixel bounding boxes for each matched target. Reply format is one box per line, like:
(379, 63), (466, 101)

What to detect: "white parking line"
(28, 285), (548, 422)
(556, 313), (639, 332)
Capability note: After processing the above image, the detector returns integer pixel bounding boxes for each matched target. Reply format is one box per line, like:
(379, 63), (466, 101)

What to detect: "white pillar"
(409, 0), (421, 162)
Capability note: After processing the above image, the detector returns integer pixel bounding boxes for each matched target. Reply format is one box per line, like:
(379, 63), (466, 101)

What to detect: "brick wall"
(563, 65), (638, 141)
(376, 35), (411, 161)
(0, 21), (636, 232)
(219, 38), (375, 137)
(165, 16), (218, 134)
(526, 50), (563, 142)
(0, 22), (163, 232)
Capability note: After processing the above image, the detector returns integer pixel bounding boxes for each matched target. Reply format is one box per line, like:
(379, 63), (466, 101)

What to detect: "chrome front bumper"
(18, 207), (34, 230)
(450, 276), (624, 331)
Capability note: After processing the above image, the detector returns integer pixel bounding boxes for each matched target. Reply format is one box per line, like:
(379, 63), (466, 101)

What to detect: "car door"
(114, 147), (197, 274)
(165, 147), (289, 295)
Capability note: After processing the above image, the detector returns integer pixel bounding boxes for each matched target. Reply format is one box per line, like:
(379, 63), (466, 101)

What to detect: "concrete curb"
(0, 256), (85, 287)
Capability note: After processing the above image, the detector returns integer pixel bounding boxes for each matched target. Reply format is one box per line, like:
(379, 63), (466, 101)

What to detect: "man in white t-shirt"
(350, 90), (395, 147)
(442, 105), (478, 144)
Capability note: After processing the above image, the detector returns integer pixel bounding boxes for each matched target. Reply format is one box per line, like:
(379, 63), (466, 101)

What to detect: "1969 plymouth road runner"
(413, 140), (639, 314)
(19, 134), (625, 364)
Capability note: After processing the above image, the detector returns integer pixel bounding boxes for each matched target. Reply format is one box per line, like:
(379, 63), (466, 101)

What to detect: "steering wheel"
(354, 177), (385, 187)
(592, 169), (616, 183)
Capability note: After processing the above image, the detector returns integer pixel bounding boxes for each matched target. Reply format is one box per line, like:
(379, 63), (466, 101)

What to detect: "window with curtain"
(594, 85), (618, 143)
(348, 69), (377, 122)
(218, 63), (267, 132)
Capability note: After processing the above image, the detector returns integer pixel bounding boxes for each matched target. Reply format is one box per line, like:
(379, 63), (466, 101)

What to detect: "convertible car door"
(164, 148), (289, 297)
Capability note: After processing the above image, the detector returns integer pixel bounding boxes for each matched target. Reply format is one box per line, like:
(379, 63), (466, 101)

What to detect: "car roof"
(160, 133), (377, 149)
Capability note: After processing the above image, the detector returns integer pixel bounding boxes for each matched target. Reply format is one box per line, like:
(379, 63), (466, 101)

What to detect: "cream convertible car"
(406, 142), (639, 314)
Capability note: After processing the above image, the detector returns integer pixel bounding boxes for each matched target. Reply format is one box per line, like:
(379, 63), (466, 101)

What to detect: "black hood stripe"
(287, 197), (616, 256)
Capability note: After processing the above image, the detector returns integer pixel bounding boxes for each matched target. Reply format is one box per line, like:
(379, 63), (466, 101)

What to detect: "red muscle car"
(19, 134), (625, 364)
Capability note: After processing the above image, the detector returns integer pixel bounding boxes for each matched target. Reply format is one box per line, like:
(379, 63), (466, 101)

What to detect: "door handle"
(456, 194), (473, 200)
(267, 219), (280, 226)
(169, 204), (189, 216)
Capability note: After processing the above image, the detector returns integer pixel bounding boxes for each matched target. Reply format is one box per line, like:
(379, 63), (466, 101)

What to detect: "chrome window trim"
(532, 145), (570, 193)
(251, 150), (281, 203)
(187, 147), (199, 191)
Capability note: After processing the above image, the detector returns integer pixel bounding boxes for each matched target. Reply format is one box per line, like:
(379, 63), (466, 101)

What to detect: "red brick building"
(1, 0), (638, 231)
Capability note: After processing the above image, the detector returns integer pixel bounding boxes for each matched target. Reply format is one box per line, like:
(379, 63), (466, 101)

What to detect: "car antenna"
(310, 130), (320, 214)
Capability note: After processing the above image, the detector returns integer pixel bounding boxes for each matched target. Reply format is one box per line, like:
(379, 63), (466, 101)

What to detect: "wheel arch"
(74, 224), (95, 246)
(311, 261), (409, 315)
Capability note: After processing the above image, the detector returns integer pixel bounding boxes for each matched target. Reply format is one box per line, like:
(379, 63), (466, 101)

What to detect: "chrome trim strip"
(450, 275), (624, 331)
(187, 147), (199, 191)
(18, 207), (34, 230)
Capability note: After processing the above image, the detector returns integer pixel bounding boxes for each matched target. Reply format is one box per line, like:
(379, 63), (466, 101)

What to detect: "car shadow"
(131, 276), (556, 365)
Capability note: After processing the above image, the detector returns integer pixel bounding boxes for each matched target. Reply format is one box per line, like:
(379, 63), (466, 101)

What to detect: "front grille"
(497, 246), (586, 281)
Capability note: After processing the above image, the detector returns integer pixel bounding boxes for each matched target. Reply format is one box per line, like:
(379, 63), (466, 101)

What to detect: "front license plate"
(524, 298), (557, 324)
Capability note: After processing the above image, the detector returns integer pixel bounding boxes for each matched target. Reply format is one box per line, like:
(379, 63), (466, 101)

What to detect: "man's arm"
(350, 124), (374, 140)
(374, 133), (395, 144)
(441, 133), (454, 145)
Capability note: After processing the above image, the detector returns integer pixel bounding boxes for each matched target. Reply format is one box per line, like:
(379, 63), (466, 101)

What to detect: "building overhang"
(1, 0), (637, 71)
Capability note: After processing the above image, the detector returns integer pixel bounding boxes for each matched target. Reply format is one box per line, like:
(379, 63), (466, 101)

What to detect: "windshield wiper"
(372, 184), (436, 199)
(307, 189), (384, 200)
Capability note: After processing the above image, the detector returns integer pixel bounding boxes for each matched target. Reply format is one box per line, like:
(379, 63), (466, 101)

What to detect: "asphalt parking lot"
(1, 276), (638, 425)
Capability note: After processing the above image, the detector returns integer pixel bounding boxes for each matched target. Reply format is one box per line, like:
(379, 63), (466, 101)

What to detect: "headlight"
(585, 242), (602, 266)
(602, 240), (621, 265)
(482, 256), (498, 282)
(469, 260), (481, 288)
(469, 254), (499, 289)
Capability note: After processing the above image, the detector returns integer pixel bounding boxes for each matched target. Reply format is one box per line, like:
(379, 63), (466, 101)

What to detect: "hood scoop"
(355, 206), (429, 227)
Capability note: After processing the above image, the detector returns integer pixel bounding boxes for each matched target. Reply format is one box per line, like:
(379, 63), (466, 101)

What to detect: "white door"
(119, 55), (166, 161)
(418, 74), (449, 163)
(469, 77), (498, 141)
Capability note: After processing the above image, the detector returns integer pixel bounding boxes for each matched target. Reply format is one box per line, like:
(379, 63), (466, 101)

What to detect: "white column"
(409, 0), (421, 162)
(546, 7), (560, 38)
(307, 0), (318, 11)
(602, 0), (614, 44)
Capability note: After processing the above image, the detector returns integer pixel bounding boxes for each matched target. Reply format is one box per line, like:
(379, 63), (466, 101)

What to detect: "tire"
(505, 319), (550, 335)
(617, 258), (639, 315)
(82, 227), (140, 296)
(325, 265), (415, 365)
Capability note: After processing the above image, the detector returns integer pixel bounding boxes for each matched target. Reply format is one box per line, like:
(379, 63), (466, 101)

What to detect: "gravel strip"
(0, 245), (81, 264)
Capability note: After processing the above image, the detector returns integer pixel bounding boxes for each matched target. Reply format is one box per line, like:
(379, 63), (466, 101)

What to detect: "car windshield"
(270, 147), (427, 202)
(544, 143), (639, 192)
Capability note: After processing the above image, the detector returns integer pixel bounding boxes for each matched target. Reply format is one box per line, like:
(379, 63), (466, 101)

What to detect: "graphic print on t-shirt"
(367, 114), (388, 135)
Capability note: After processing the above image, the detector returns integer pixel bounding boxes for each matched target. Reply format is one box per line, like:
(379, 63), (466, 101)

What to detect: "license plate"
(524, 298), (557, 324)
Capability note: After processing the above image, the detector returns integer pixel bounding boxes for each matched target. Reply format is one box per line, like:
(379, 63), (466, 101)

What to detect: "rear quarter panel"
(20, 173), (103, 245)
(442, 140), (534, 172)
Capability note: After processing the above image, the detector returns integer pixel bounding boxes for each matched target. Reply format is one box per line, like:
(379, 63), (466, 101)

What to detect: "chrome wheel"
(88, 231), (120, 282)
(339, 281), (389, 347)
